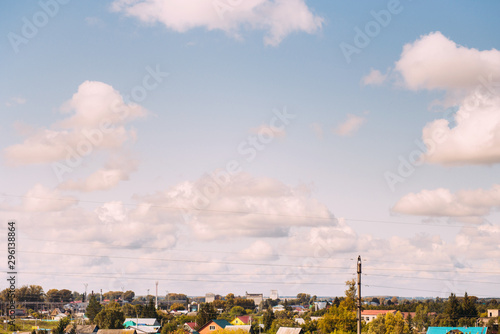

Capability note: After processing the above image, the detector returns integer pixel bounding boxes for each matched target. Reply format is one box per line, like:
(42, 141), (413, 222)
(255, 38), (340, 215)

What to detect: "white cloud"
(4, 81), (146, 165)
(361, 69), (388, 86)
(22, 184), (78, 212)
(421, 91), (500, 165)
(5, 96), (26, 107)
(110, 0), (324, 46)
(375, 32), (500, 166)
(333, 114), (366, 136)
(135, 172), (334, 240)
(392, 185), (500, 218)
(59, 156), (139, 192)
(395, 31), (500, 92)
(238, 240), (278, 261)
(250, 124), (286, 138)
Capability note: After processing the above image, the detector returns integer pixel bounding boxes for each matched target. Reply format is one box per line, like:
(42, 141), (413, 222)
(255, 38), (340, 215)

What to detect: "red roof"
(361, 310), (397, 316)
(185, 322), (197, 330)
(235, 316), (251, 324)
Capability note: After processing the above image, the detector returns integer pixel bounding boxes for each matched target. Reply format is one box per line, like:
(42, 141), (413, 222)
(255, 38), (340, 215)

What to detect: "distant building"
(245, 292), (263, 306)
(313, 302), (327, 311)
(361, 310), (397, 323)
(488, 310), (499, 318)
(205, 293), (215, 303)
(270, 290), (279, 300)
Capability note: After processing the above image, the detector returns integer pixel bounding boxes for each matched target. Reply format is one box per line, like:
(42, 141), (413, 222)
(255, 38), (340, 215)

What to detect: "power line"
(4, 271), (348, 286)
(16, 250), (354, 270)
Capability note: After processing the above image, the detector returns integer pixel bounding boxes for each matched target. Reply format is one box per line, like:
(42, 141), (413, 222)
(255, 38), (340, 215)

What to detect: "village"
(1, 286), (499, 334)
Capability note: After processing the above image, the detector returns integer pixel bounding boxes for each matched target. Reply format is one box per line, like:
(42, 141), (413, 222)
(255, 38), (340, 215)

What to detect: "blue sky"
(1, 0), (500, 299)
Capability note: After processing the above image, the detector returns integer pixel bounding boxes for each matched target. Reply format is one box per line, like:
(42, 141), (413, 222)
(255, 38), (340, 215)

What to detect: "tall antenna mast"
(155, 281), (158, 309)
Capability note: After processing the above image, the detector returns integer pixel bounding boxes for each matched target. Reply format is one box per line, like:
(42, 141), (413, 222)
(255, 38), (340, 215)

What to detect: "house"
(198, 320), (231, 334)
(276, 327), (302, 334)
(361, 310), (397, 323)
(272, 305), (285, 313)
(184, 323), (198, 333)
(124, 319), (160, 327)
(64, 325), (99, 334)
(488, 310), (500, 318)
(224, 326), (253, 334)
(231, 316), (252, 326)
(54, 313), (69, 321)
(126, 326), (160, 334)
(426, 327), (487, 334)
(97, 330), (137, 334)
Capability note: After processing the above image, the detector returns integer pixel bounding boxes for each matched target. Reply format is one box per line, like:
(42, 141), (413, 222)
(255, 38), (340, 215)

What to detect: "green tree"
(171, 303), (186, 311)
(123, 291), (135, 302)
(86, 295), (103, 323)
(196, 303), (218, 330)
(460, 292), (478, 319)
(46, 289), (61, 302)
(53, 317), (70, 334)
(444, 293), (461, 326)
(94, 308), (125, 329)
(121, 303), (136, 317)
(318, 304), (356, 334)
(270, 318), (297, 334)
(229, 306), (246, 318)
(414, 304), (429, 332)
(344, 279), (357, 311)
(263, 307), (275, 331)
(143, 298), (158, 318)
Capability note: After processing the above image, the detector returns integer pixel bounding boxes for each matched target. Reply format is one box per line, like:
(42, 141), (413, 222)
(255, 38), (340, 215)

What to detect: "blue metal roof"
(426, 327), (487, 334)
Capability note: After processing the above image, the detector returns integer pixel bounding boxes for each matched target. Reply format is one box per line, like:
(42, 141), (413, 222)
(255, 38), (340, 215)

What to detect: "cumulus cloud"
(421, 90), (500, 165)
(333, 114), (366, 136)
(5, 96), (26, 107)
(395, 31), (500, 93)
(135, 172), (334, 240)
(59, 156), (139, 192)
(362, 69), (388, 86)
(22, 184), (78, 212)
(110, 0), (324, 46)
(372, 32), (500, 165)
(392, 185), (500, 218)
(4, 81), (146, 165)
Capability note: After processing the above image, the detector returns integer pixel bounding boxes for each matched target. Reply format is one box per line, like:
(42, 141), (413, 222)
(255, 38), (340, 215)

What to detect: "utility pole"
(357, 255), (362, 334)
(100, 289), (103, 303)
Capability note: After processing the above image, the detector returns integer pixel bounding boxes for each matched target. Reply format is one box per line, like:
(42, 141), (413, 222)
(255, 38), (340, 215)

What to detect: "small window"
(210, 326), (216, 330)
